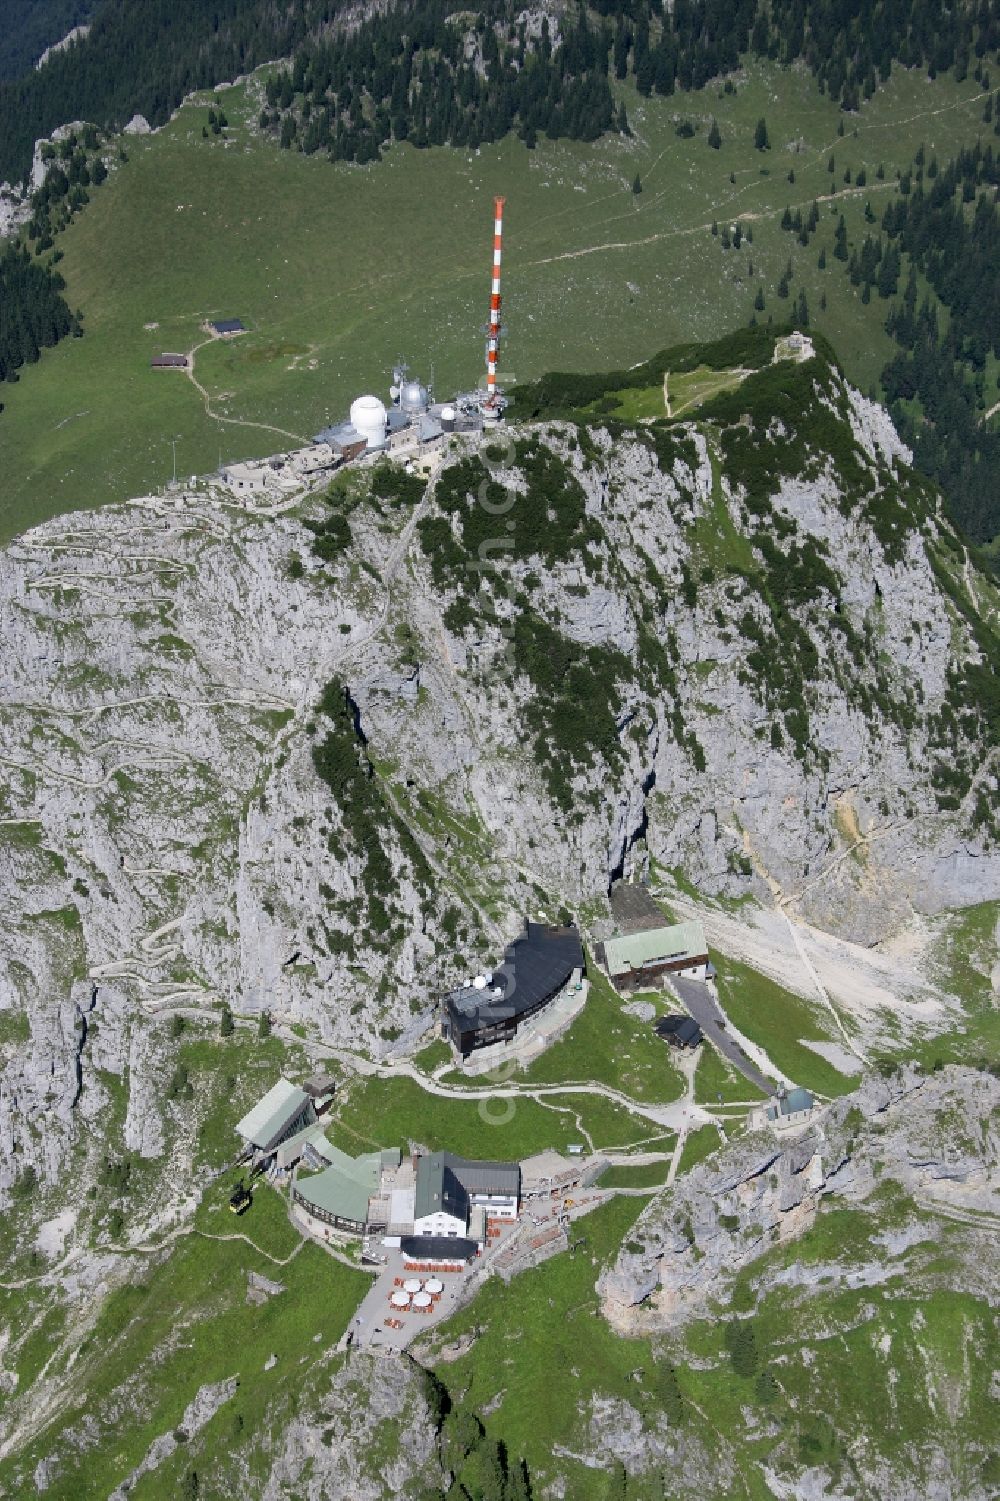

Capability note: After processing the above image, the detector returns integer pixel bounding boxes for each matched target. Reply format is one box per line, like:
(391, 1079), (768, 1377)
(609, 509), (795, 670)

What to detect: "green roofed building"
(594, 919), (711, 992)
(291, 1143), (383, 1234)
(235, 1077), (314, 1154)
(413, 1152), (520, 1239)
(274, 1122), (338, 1173)
(764, 1086), (814, 1125)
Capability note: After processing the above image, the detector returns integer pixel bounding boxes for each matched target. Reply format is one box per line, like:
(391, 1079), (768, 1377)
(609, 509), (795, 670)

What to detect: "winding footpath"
(184, 336), (310, 445)
(294, 1038), (712, 1135)
(0, 1225), (320, 1294)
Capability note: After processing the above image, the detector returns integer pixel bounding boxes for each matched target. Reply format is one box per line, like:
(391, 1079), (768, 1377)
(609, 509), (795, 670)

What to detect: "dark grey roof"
(314, 422), (365, 449)
(415, 1152), (520, 1221)
(386, 407), (409, 432)
(400, 1235), (478, 1262)
(211, 318), (245, 333)
(302, 1073), (336, 1098)
(656, 1015), (701, 1043)
(445, 923), (583, 1034)
(609, 882), (667, 933)
(450, 1155), (520, 1197)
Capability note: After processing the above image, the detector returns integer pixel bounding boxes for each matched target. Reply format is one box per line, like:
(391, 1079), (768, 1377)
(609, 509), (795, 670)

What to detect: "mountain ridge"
(0, 329), (998, 1498)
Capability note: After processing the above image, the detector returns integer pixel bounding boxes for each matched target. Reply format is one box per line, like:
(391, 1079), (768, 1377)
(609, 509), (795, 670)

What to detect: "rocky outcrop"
(260, 1353), (445, 1499)
(0, 363), (997, 1205)
(600, 1065), (1000, 1333)
(107, 1377), (239, 1500)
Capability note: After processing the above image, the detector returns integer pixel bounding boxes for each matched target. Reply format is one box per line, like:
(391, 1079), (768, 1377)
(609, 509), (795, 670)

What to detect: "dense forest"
(261, 3), (620, 162)
(607, 0), (996, 110)
(0, 0), (93, 83)
(262, 0), (997, 162)
(25, 124), (109, 250)
(879, 137), (1000, 545)
(0, 0), (310, 184)
(1, 0), (996, 183)
(0, 243), (79, 389)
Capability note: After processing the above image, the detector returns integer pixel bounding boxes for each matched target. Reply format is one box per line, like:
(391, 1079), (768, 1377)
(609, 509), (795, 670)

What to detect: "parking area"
(670, 975), (775, 1095)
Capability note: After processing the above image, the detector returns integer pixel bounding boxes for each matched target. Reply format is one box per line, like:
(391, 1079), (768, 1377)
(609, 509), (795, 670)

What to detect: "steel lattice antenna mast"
(485, 195), (505, 411)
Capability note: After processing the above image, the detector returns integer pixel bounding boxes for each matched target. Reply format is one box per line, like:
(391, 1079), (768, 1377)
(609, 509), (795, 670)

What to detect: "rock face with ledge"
(0, 357), (997, 1199)
(599, 1065), (1000, 1334)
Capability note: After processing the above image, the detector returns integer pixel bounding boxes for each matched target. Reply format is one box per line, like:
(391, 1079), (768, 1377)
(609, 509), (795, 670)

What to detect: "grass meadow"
(326, 1069), (660, 1158)
(0, 62), (990, 542)
(428, 1195), (657, 1501)
(515, 964), (687, 1104)
(713, 953), (858, 1097)
(0, 1230), (367, 1500)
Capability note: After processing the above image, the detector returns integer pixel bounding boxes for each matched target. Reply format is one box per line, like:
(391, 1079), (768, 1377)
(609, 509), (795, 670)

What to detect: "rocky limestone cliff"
(599, 1064), (1000, 1332)
(0, 345), (998, 1202)
(259, 1353), (446, 1499)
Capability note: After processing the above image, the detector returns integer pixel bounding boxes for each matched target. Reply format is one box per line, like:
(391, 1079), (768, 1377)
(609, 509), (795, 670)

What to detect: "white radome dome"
(350, 394), (388, 450)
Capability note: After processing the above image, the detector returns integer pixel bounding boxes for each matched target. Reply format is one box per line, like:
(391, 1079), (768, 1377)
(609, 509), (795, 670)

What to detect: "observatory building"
(312, 197), (511, 457)
(392, 368), (430, 416)
(349, 394), (389, 452)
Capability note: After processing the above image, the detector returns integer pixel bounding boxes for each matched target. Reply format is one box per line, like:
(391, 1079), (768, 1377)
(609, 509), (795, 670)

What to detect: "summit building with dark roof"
(441, 921), (585, 1058)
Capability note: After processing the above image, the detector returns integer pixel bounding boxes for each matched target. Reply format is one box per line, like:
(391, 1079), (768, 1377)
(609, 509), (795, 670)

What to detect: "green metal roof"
(602, 920), (708, 978)
(415, 1152), (467, 1223)
(294, 1144), (381, 1224)
(276, 1122), (335, 1162)
(235, 1078), (310, 1150)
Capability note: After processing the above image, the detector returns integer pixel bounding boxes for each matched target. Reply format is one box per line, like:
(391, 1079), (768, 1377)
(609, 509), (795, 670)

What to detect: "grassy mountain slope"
(1, 334), (999, 1493)
(0, 61), (991, 546)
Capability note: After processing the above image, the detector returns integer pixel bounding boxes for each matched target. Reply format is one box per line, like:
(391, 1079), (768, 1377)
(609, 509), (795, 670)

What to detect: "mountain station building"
(441, 921), (584, 1058)
(234, 1077), (315, 1157)
(286, 1136), (521, 1258)
(596, 918), (711, 992)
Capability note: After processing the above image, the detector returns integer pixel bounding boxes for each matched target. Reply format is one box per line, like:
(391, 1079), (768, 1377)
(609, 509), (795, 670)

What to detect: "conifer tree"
(833, 215), (848, 260)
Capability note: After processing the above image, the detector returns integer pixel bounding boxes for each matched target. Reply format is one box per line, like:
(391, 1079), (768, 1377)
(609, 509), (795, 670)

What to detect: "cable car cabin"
(229, 1180), (252, 1215)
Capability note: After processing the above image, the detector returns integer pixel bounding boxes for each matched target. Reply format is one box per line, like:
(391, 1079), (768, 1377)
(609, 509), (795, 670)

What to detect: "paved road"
(669, 976), (776, 1097)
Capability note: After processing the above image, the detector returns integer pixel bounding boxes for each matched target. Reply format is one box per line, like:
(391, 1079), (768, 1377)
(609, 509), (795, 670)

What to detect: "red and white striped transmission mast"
(483, 194), (506, 419)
